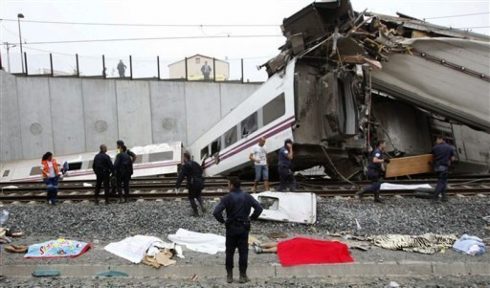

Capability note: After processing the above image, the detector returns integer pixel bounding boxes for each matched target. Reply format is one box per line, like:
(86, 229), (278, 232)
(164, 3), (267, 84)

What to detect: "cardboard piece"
(385, 154), (433, 178)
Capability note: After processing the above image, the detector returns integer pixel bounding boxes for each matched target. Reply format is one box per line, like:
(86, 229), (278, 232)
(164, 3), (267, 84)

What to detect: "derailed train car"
(191, 0), (490, 179)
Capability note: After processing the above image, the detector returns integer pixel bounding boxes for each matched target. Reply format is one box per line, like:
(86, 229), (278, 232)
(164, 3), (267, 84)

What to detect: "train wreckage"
(190, 0), (490, 180)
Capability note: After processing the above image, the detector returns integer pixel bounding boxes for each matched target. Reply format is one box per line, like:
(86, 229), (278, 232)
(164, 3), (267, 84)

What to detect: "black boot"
(374, 192), (383, 203)
(226, 271), (233, 283)
(239, 272), (249, 283)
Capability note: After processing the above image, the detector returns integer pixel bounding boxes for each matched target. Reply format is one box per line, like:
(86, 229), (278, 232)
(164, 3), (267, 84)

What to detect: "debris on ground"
(453, 234), (486, 256)
(4, 244), (27, 253)
(31, 269), (61, 278)
(252, 192), (317, 224)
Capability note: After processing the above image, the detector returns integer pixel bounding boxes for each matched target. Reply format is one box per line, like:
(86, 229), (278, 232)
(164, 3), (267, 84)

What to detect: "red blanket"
(277, 237), (354, 266)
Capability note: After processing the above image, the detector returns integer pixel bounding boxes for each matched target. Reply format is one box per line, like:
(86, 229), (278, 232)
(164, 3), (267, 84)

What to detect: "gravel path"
(4, 196), (489, 240)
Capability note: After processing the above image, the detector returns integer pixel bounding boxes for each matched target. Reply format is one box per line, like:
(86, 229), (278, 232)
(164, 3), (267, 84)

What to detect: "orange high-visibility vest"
(41, 159), (60, 179)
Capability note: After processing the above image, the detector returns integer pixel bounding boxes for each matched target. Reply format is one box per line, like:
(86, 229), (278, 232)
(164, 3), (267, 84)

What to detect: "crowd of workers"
(39, 135), (455, 282)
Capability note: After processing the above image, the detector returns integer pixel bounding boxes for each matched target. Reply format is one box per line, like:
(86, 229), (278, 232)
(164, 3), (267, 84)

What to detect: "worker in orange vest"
(41, 152), (61, 205)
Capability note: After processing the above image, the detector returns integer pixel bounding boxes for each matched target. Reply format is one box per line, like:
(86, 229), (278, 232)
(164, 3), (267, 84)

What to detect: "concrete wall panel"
(149, 82), (187, 144)
(219, 83), (258, 117)
(0, 72), (23, 162)
(16, 77), (54, 159)
(49, 78), (86, 155)
(82, 79), (119, 151)
(184, 82), (221, 143)
(116, 81), (152, 148)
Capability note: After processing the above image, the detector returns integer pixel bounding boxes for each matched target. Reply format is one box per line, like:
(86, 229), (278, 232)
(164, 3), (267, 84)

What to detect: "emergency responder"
(213, 177), (263, 284)
(92, 144), (114, 205)
(111, 140), (136, 196)
(114, 145), (133, 203)
(356, 140), (390, 203)
(431, 136), (455, 202)
(176, 152), (206, 216)
(278, 139), (295, 191)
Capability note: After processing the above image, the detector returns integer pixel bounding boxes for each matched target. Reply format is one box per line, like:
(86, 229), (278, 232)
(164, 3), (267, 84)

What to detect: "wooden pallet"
(385, 154), (434, 178)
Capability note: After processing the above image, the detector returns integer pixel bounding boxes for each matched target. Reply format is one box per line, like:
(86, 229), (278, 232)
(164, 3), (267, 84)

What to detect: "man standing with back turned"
(432, 136), (455, 202)
(213, 177), (263, 284)
(176, 152), (206, 216)
(92, 144), (114, 205)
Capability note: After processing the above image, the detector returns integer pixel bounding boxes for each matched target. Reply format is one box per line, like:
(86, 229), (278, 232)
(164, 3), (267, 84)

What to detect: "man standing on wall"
(117, 60), (127, 78)
(201, 61), (212, 80)
(249, 137), (269, 192)
(92, 144), (114, 205)
(213, 177), (263, 283)
(176, 152), (206, 216)
(432, 136), (455, 202)
(356, 140), (390, 203)
(278, 139), (296, 191)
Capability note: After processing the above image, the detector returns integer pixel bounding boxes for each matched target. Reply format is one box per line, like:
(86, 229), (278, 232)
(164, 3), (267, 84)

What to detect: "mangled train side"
(261, 0), (490, 179)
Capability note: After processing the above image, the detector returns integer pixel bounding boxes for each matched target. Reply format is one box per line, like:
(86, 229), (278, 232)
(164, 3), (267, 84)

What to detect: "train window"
(88, 160), (94, 169)
(211, 138), (221, 155)
(241, 112), (258, 137)
(2, 170), (10, 177)
(224, 126), (237, 148)
(134, 154), (143, 164)
(149, 151), (173, 162)
(29, 166), (42, 176)
(201, 146), (209, 159)
(263, 93), (285, 126)
(68, 162), (82, 171)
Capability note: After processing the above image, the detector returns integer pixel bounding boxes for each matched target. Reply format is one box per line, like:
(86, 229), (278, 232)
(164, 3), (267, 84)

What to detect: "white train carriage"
(189, 59), (297, 177)
(0, 142), (182, 183)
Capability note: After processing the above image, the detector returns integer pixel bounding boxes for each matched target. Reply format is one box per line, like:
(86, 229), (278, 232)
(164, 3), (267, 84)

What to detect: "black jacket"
(176, 160), (203, 189)
(213, 189), (263, 224)
(114, 151), (133, 176)
(92, 152), (114, 176)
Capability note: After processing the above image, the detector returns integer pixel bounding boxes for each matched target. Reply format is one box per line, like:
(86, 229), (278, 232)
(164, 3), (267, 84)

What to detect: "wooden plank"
(385, 154), (433, 178)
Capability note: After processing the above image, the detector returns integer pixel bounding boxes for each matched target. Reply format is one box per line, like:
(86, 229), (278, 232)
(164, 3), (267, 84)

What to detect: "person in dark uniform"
(92, 144), (114, 205)
(431, 136), (455, 202)
(114, 145), (133, 203)
(213, 177), (263, 284)
(356, 140), (390, 203)
(176, 152), (206, 216)
(278, 139), (295, 191)
(111, 140), (136, 196)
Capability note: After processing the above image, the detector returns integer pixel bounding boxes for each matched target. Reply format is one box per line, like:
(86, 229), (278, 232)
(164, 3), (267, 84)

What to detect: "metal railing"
(0, 51), (270, 83)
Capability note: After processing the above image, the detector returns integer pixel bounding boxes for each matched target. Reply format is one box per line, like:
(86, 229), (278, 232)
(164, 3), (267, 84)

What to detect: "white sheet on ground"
(251, 192), (317, 224)
(167, 228), (225, 255)
(104, 235), (175, 263)
(381, 183), (432, 190)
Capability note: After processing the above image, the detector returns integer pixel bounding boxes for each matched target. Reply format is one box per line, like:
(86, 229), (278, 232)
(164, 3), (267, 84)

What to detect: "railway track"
(1, 176), (489, 203)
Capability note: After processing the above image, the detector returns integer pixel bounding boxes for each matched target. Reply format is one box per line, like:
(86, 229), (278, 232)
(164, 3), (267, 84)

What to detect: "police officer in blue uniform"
(278, 139), (296, 191)
(431, 136), (455, 202)
(213, 177), (263, 284)
(176, 152), (206, 216)
(356, 140), (390, 203)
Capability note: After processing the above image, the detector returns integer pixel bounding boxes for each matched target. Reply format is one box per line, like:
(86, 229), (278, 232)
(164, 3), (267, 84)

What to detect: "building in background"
(168, 54), (229, 81)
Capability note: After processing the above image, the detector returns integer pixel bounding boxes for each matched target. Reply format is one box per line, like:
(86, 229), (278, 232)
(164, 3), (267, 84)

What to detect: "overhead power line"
(0, 18), (280, 27)
(1, 34), (283, 45)
(424, 12), (490, 20)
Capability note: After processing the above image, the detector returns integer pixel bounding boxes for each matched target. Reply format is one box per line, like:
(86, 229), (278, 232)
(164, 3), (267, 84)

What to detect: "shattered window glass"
(224, 126), (237, 148)
(263, 93), (285, 126)
(241, 112), (258, 137)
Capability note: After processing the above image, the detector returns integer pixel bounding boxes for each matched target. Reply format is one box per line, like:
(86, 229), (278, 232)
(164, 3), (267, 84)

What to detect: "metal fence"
(0, 51), (271, 83)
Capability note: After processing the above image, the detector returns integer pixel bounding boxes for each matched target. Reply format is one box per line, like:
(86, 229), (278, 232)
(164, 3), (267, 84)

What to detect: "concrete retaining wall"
(0, 71), (259, 162)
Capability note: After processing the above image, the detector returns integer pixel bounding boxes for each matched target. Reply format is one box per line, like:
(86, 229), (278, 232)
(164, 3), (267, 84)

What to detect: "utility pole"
(3, 42), (16, 72)
(17, 13), (25, 73)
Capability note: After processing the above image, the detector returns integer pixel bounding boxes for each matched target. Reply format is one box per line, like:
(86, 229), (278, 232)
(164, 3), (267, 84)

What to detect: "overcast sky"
(1, 0), (489, 79)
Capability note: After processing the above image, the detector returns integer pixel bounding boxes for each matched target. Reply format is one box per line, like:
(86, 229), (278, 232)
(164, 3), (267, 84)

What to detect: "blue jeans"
(254, 165), (269, 182)
(44, 177), (59, 204)
(434, 166), (449, 199)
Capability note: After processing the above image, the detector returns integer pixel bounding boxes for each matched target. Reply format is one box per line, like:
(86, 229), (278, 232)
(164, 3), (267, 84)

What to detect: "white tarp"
(381, 183), (432, 190)
(104, 235), (165, 263)
(251, 192), (317, 224)
(168, 228), (226, 255)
